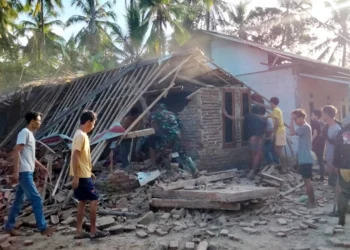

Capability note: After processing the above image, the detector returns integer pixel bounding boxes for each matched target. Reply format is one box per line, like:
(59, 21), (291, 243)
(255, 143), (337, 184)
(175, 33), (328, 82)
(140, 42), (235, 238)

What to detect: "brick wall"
(179, 88), (249, 172)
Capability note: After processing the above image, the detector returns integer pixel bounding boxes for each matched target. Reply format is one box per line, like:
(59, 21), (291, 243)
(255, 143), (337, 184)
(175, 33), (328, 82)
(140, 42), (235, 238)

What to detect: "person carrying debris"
(70, 111), (109, 239)
(310, 109), (326, 181)
(268, 97), (287, 173)
(147, 103), (198, 176)
(109, 108), (142, 169)
(333, 122), (350, 226)
(245, 105), (266, 178)
(322, 105), (341, 187)
(5, 112), (53, 237)
(289, 109), (316, 208)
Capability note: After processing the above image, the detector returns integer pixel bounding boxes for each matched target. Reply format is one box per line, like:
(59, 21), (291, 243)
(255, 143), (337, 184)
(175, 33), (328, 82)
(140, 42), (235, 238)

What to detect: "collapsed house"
(0, 49), (257, 172)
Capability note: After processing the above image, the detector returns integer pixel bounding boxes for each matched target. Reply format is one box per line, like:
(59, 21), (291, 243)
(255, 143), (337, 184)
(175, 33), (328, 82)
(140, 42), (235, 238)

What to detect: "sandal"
(74, 231), (90, 239)
(90, 230), (110, 240)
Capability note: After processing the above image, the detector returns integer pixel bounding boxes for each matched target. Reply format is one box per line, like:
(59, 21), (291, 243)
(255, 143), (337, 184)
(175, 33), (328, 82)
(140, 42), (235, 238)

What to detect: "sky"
(19, 0), (332, 44)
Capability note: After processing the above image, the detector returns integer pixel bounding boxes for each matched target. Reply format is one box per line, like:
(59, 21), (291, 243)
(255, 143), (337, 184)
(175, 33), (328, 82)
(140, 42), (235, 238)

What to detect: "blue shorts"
(74, 178), (99, 201)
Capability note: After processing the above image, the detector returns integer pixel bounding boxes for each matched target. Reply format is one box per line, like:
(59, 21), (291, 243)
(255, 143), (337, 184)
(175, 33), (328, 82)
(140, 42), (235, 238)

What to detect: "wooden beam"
(177, 74), (213, 87)
(260, 173), (284, 183)
(150, 198), (241, 210)
(124, 128), (155, 139)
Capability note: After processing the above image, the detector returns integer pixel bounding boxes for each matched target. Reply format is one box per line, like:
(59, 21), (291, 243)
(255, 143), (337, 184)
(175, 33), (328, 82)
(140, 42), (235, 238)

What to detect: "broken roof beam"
(177, 74), (214, 88)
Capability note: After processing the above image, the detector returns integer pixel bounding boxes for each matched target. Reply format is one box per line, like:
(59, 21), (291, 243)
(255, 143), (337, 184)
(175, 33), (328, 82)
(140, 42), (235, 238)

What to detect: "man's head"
(322, 105), (337, 123)
(311, 109), (322, 121)
(129, 107), (141, 118)
(25, 111), (42, 130)
(270, 97), (279, 109)
(80, 110), (97, 132)
(292, 109), (307, 126)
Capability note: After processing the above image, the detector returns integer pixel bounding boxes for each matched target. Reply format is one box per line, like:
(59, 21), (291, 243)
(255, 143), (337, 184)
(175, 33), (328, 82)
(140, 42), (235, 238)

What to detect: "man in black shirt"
(311, 110), (325, 181)
(245, 105), (266, 178)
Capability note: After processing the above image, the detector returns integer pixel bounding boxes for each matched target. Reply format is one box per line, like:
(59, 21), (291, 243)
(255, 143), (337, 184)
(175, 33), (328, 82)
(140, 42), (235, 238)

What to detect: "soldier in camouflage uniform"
(333, 123), (350, 225)
(148, 103), (198, 176)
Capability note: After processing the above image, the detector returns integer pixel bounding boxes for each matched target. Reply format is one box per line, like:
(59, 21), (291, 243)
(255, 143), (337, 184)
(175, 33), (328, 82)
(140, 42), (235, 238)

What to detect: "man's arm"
(12, 145), (24, 184)
(35, 159), (49, 175)
(71, 149), (81, 189)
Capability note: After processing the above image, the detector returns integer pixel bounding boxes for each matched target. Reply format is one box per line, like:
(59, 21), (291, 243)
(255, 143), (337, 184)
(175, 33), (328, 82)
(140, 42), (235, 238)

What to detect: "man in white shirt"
(5, 112), (52, 237)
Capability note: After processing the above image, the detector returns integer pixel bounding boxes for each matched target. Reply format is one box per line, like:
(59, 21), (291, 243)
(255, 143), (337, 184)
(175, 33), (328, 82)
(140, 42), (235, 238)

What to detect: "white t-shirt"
(16, 128), (36, 172)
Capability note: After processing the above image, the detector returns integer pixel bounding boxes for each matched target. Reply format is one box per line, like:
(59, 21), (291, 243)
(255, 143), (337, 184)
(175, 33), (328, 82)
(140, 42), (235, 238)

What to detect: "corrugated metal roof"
(198, 30), (350, 74)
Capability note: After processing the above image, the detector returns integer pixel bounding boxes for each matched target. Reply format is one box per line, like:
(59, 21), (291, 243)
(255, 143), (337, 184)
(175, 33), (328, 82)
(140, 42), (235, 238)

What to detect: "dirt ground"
(6, 181), (348, 250)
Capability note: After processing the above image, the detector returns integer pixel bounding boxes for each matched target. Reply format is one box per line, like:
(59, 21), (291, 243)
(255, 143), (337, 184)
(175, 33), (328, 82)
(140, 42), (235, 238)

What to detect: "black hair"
(322, 105), (337, 119)
(312, 109), (322, 119)
(80, 110), (97, 125)
(292, 109), (307, 119)
(130, 107), (141, 116)
(270, 97), (280, 105)
(24, 111), (42, 124)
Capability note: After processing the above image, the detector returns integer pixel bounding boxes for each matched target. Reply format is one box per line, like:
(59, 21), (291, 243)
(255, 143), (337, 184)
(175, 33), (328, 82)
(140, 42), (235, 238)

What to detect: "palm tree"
(111, 3), (149, 64)
(311, 0), (350, 67)
(202, 0), (230, 31)
(20, 11), (65, 62)
(66, 0), (117, 55)
(0, 0), (23, 58)
(26, 0), (63, 59)
(228, 1), (252, 40)
(140, 0), (188, 55)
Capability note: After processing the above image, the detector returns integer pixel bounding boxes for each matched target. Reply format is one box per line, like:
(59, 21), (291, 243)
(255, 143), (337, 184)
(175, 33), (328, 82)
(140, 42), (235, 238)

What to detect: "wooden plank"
(124, 129), (155, 139)
(162, 171), (238, 191)
(177, 74), (214, 88)
(150, 198), (241, 210)
(151, 186), (277, 203)
(261, 173), (284, 183)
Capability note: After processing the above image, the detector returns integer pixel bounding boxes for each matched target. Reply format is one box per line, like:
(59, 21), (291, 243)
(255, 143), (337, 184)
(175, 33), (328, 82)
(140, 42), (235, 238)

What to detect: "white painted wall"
(237, 68), (299, 157)
(211, 38), (269, 75)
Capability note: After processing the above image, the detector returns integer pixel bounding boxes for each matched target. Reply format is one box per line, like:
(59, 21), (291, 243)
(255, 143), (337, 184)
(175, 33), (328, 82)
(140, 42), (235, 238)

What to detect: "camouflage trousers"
(338, 173), (350, 226)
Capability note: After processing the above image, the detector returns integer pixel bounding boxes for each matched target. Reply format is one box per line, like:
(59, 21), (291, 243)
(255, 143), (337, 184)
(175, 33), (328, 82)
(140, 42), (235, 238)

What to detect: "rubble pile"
(97, 170), (139, 193)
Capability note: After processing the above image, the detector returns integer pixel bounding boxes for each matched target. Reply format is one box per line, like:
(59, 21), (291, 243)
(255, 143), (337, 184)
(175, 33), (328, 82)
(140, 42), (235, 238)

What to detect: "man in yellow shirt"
(70, 110), (108, 239)
(269, 97), (287, 171)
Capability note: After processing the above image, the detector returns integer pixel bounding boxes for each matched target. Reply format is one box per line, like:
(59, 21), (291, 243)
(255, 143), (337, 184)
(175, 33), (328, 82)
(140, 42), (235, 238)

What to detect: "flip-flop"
(74, 231), (90, 239)
(90, 230), (110, 240)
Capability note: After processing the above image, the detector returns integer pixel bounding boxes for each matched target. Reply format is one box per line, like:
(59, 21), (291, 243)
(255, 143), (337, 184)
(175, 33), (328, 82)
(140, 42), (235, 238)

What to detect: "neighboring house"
(185, 30), (350, 125)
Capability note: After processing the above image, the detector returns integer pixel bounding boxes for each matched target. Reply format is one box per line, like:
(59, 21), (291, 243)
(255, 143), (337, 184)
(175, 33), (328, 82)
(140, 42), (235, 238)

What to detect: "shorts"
(275, 132), (287, 146)
(74, 178), (99, 201)
(248, 136), (263, 152)
(298, 164), (313, 179)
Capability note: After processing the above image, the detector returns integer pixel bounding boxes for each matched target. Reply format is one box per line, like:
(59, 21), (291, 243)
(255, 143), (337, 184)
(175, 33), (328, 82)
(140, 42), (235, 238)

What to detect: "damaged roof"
(0, 49), (243, 164)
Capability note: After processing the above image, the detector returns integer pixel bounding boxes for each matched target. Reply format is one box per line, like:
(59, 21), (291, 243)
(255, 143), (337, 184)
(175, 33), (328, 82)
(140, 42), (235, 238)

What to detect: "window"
(222, 89), (250, 148)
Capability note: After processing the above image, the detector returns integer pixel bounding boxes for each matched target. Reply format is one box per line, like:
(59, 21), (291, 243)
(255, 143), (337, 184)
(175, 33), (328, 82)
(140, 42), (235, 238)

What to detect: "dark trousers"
(338, 173), (350, 225)
(264, 139), (279, 165)
(315, 151), (325, 180)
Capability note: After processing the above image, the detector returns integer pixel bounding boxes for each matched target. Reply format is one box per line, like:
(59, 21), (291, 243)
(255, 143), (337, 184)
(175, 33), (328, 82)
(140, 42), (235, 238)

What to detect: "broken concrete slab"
(152, 185), (277, 203)
(138, 211), (155, 225)
(185, 242), (195, 250)
(159, 241), (169, 250)
(136, 230), (148, 239)
(302, 220), (318, 229)
(328, 238), (343, 247)
(242, 227), (258, 234)
(219, 229), (229, 237)
(155, 229), (168, 237)
(137, 170), (161, 186)
(124, 225), (136, 233)
(147, 224), (157, 234)
(150, 198), (241, 210)
(161, 213), (171, 220)
(197, 241), (209, 250)
(229, 234), (242, 242)
(169, 241), (179, 250)
(105, 225), (124, 235)
(299, 222), (308, 230)
(277, 219), (287, 225)
(239, 222), (255, 228)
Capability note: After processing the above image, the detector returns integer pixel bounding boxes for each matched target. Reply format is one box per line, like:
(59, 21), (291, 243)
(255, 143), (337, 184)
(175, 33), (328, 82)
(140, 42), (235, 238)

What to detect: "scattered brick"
(136, 230), (148, 239)
(185, 242), (195, 250)
(155, 229), (168, 237)
(24, 240), (33, 246)
(138, 211), (155, 225)
(0, 235), (10, 244)
(229, 234), (242, 242)
(302, 220), (318, 229)
(242, 227), (258, 234)
(239, 222), (255, 228)
(344, 242), (350, 248)
(159, 241), (169, 250)
(0, 242), (10, 250)
(219, 229), (229, 237)
(206, 230), (216, 237)
(324, 227), (334, 236)
(169, 241), (179, 250)
(277, 219), (287, 226)
(276, 232), (287, 238)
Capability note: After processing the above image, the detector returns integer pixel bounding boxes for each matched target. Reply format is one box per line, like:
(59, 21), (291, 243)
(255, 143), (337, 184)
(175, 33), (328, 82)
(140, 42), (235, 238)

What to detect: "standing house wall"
(179, 88), (249, 172)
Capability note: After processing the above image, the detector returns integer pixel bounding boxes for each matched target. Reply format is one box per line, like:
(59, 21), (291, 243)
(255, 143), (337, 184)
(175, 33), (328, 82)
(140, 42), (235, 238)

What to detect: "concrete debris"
(185, 242), (195, 250)
(277, 218), (288, 225)
(136, 230), (148, 239)
(138, 211), (155, 225)
(302, 220), (318, 229)
(197, 241), (209, 250)
(159, 241), (169, 250)
(323, 227), (334, 236)
(24, 240), (34, 246)
(169, 241), (179, 250)
(219, 229), (229, 237)
(0, 242), (11, 250)
(276, 232), (287, 238)
(328, 238), (343, 247)
(343, 241), (350, 248)
(242, 227), (258, 234)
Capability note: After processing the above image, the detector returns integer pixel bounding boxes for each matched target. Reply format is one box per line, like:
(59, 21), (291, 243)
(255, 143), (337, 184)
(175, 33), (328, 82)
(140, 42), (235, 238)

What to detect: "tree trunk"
(90, 0), (98, 55)
(342, 40), (347, 67)
(39, 0), (44, 60)
(206, 10), (210, 30)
